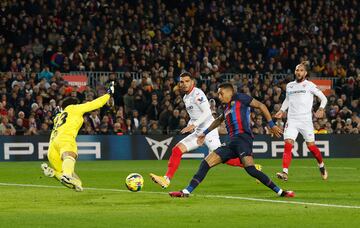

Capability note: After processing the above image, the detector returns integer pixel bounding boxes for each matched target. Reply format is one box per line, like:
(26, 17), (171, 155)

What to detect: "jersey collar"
(186, 84), (195, 95)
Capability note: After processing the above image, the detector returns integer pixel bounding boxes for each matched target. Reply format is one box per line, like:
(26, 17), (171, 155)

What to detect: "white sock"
(164, 176), (171, 183)
(318, 162), (325, 168)
(277, 189), (283, 196)
(182, 189), (190, 194)
(283, 168), (288, 174)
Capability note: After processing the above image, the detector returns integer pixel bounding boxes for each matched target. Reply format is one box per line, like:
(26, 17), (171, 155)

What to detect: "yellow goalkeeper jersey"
(50, 94), (110, 142)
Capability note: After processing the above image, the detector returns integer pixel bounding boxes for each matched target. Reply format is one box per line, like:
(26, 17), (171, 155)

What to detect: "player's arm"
(75, 94), (110, 114)
(181, 94), (212, 134)
(311, 85), (328, 118)
(75, 82), (114, 114)
(250, 98), (283, 138)
(274, 87), (288, 119)
(196, 114), (225, 145)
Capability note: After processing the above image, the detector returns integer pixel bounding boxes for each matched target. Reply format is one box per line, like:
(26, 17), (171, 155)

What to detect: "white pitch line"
(0, 182), (359, 209)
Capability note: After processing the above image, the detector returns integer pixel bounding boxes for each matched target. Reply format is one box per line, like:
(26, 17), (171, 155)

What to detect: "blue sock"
(244, 166), (282, 194)
(185, 160), (211, 193)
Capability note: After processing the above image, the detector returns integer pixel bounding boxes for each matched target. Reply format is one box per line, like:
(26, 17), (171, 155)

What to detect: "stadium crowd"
(0, 0), (359, 136)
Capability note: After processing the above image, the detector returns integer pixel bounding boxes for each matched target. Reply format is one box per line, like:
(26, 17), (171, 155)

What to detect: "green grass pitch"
(0, 158), (359, 227)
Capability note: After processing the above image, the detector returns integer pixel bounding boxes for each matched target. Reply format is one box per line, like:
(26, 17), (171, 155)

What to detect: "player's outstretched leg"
(225, 159), (262, 183)
(277, 140), (293, 181)
(150, 144), (187, 189)
(169, 152), (221, 197)
(242, 156), (294, 197)
(60, 151), (83, 192)
(307, 142), (328, 180)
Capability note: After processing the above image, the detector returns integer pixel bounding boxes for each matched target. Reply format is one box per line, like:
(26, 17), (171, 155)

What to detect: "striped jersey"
(223, 93), (253, 138)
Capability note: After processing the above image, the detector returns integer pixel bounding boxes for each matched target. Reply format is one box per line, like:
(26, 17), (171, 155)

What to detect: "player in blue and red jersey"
(169, 83), (295, 198)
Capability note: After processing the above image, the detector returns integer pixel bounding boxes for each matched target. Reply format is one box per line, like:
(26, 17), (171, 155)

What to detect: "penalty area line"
(0, 182), (359, 209)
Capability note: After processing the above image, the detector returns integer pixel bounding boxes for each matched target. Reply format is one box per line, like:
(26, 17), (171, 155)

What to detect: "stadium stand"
(0, 0), (359, 135)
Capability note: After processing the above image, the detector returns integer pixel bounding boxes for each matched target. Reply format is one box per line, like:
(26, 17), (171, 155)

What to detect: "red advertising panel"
(310, 79), (332, 96)
(62, 74), (87, 92)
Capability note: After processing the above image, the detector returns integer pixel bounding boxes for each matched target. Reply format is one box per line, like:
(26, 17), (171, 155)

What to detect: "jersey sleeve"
(234, 93), (253, 106)
(74, 94), (110, 114)
(309, 83), (328, 109)
(280, 85), (289, 111)
(193, 90), (212, 127)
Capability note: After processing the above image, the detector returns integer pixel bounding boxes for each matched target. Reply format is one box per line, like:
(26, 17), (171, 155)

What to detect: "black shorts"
(214, 134), (253, 163)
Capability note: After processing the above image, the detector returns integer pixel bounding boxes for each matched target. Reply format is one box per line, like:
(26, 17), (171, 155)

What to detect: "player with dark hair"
(41, 82), (115, 191)
(169, 83), (294, 197)
(150, 72), (259, 189)
(275, 61), (328, 181)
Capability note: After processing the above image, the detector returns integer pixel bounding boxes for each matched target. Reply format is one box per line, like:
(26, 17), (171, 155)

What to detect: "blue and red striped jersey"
(223, 93), (253, 138)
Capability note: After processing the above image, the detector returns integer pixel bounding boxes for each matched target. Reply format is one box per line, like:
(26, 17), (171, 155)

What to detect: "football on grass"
(125, 173), (144, 192)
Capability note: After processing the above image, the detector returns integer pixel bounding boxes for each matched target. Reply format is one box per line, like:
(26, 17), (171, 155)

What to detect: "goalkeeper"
(41, 82), (115, 191)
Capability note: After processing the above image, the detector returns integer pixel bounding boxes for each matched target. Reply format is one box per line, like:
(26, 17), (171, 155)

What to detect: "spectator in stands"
(146, 93), (160, 121)
(148, 121), (162, 135)
(38, 66), (53, 82)
(123, 88), (135, 115)
(0, 116), (16, 135)
(168, 109), (180, 133)
(38, 123), (50, 135)
(0, 0), (359, 136)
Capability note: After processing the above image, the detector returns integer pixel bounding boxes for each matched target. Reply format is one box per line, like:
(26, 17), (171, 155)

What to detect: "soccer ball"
(125, 173), (144, 192)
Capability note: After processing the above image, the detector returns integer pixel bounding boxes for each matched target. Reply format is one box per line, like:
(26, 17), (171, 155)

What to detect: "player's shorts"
(47, 136), (78, 172)
(214, 133), (253, 163)
(180, 128), (221, 152)
(284, 119), (315, 142)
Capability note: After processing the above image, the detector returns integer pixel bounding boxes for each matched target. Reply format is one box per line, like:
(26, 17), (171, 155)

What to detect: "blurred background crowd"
(0, 0), (359, 136)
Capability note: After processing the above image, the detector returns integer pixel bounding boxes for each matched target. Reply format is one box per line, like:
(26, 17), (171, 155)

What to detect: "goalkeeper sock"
(62, 156), (76, 176)
(308, 145), (323, 164)
(185, 160), (211, 193)
(225, 158), (244, 168)
(282, 142), (293, 173)
(244, 166), (282, 194)
(165, 146), (183, 179)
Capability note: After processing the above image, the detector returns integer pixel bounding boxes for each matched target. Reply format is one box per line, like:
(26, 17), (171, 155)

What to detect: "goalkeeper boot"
(276, 171), (289, 181)
(41, 163), (55, 178)
(60, 174), (83, 192)
(149, 173), (170, 189)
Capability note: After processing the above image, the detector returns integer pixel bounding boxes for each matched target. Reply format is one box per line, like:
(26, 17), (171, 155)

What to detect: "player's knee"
(174, 143), (187, 154)
(306, 142), (315, 148)
(285, 139), (294, 144)
(244, 166), (259, 178)
(205, 152), (221, 167)
(62, 151), (77, 160)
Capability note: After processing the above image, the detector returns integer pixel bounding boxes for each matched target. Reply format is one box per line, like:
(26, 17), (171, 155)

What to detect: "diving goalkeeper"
(41, 82), (114, 191)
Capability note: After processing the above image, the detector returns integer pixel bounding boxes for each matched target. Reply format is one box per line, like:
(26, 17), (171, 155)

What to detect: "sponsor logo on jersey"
(288, 90), (306, 95)
(197, 96), (206, 103)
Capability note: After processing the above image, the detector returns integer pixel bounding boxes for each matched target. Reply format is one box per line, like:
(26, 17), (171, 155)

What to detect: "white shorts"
(284, 119), (315, 142)
(180, 129), (221, 152)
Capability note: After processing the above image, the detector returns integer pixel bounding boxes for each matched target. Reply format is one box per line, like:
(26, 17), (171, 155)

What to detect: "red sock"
(165, 146), (183, 179)
(308, 145), (323, 164)
(225, 158), (244, 168)
(283, 142), (293, 170)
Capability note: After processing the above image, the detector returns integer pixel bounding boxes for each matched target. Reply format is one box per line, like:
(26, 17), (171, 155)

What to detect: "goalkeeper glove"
(107, 81), (115, 94)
